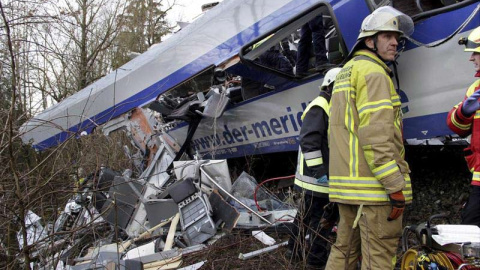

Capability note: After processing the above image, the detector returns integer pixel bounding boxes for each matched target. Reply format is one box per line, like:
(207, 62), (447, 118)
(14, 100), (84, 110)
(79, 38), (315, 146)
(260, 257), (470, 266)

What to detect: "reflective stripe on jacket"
(295, 94), (330, 197)
(447, 77), (480, 186)
(328, 50), (412, 205)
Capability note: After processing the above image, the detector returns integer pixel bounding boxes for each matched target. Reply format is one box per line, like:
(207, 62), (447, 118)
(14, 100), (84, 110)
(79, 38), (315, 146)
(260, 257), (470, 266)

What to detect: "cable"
(406, 3), (480, 48)
(253, 175), (295, 212)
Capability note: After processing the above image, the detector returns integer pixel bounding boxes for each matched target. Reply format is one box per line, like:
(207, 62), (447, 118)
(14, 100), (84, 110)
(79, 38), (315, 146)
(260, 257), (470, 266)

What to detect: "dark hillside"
(405, 145), (471, 224)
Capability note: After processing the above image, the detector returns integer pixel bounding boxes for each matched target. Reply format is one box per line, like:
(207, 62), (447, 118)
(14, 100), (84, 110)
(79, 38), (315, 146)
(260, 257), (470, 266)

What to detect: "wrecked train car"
(20, 0), (480, 155)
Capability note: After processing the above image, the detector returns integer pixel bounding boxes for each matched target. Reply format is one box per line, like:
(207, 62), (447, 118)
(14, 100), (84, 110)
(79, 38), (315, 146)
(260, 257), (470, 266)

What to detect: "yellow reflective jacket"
(328, 50), (412, 205)
(295, 94), (330, 197)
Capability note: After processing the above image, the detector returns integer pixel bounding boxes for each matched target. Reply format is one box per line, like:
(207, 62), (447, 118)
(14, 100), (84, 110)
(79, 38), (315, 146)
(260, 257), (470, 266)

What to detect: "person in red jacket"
(446, 26), (480, 227)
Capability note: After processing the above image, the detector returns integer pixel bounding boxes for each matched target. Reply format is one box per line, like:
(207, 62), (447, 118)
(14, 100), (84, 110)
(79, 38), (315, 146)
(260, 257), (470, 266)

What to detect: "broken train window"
(240, 3), (347, 79)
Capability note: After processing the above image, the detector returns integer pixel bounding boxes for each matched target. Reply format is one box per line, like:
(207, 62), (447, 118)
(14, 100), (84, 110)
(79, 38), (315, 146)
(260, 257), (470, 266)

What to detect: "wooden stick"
(164, 213), (180, 251)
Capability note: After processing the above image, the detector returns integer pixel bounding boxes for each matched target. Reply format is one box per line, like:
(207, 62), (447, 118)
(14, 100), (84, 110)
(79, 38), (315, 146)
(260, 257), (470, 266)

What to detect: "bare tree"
(0, 1), (130, 268)
(0, 0), (178, 268)
(1, 0), (175, 114)
(24, 0), (129, 104)
(0, 0), (33, 267)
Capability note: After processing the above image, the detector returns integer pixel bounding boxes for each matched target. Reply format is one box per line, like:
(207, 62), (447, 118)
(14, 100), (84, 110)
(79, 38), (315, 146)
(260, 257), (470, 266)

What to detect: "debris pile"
(19, 157), (297, 269)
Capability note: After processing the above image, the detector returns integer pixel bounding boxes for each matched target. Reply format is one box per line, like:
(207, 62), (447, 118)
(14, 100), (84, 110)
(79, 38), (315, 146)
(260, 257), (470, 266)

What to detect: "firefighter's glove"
(461, 90), (480, 117)
(316, 175), (328, 184)
(387, 190), (405, 221)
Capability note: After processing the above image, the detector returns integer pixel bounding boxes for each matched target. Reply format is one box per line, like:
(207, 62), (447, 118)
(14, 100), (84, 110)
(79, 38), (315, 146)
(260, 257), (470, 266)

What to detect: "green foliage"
(112, 0), (172, 69)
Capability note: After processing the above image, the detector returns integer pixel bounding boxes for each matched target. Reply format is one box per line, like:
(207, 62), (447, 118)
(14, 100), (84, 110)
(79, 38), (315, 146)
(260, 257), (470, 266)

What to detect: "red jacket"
(447, 72), (480, 186)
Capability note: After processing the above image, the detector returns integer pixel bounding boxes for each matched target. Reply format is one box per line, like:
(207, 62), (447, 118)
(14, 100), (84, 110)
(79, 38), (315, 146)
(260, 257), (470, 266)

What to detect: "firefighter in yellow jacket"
(325, 7), (414, 270)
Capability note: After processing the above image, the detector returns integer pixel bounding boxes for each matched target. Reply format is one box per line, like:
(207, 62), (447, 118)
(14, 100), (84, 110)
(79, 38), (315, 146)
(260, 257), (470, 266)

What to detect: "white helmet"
(358, 6), (414, 39)
(348, 7), (414, 59)
(321, 67), (342, 90)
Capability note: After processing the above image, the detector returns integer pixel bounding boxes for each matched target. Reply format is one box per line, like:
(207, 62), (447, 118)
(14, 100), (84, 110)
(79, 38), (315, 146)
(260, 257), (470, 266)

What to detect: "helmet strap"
(326, 84), (333, 95)
(320, 85), (333, 97)
(372, 35), (378, 52)
(366, 35), (386, 61)
(364, 36), (379, 53)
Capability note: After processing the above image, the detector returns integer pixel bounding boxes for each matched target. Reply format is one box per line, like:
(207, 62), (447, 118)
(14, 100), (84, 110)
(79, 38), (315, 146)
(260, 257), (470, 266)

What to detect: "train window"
(240, 4), (346, 79)
(163, 66), (215, 98)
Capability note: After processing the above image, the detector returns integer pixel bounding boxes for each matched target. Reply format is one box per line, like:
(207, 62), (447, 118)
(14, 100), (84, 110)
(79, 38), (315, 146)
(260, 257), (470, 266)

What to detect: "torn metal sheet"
(123, 241), (156, 260)
(144, 198), (179, 227)
(125, 135), (177, 237)
(102, 108), (160, 169)
(208, 190), (239, 232)
(235, 209), (297, 229)
(174, 159), (232, 198)
(168, 179), (216, 246)
(101, 176), (143, 230)
(200, 165), (273, 225)
(252, 231), (276, 246)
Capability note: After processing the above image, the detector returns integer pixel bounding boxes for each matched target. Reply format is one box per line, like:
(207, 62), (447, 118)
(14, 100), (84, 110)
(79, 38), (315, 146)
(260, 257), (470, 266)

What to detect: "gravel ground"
(404, 145), (471, 225)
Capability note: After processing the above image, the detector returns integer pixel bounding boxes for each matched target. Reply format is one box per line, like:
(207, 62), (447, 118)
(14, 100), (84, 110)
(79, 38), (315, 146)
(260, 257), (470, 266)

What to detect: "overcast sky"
(165, 0), (224, 24)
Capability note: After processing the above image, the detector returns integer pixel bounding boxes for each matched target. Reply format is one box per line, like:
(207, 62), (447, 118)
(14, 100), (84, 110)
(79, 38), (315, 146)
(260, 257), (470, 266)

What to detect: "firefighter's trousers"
(325, 203), (403, 270)
(462, 185), (480, 227)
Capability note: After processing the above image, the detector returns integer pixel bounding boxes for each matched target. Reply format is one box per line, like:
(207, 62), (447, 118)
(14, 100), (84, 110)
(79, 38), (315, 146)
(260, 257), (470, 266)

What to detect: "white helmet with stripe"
(321, 67), (342, 90)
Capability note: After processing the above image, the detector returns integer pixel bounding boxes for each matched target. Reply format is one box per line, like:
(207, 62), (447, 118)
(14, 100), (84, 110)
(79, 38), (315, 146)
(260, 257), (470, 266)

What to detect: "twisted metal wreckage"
(19, 94), (299, 269)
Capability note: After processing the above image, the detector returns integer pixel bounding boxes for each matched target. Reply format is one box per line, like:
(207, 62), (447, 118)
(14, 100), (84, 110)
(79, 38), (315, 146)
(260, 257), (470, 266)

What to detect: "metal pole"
(199, 165), (273, 225)
(238, 241), (288, 260)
